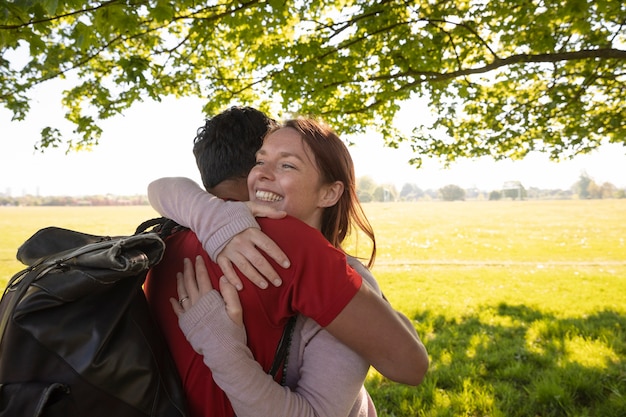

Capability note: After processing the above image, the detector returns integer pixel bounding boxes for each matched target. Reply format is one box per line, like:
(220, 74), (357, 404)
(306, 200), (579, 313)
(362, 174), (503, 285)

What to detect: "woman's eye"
(255, 160), (264, 166)
(281, 163), (295, 169)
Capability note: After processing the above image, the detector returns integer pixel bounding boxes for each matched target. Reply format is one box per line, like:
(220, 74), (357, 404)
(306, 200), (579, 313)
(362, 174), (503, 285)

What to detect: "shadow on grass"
(367, 304), (626, 417)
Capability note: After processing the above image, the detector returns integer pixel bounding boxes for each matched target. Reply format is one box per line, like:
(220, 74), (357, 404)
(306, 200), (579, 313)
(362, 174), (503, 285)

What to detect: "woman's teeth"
(256, 190), (283, 202)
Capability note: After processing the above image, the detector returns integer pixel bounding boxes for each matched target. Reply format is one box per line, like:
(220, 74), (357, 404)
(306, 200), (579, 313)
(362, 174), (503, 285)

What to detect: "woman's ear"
(319, 181), (344, 208)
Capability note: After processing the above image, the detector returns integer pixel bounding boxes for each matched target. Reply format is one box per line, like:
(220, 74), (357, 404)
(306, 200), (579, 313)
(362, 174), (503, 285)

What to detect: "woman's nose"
(254, 163), (274, 181)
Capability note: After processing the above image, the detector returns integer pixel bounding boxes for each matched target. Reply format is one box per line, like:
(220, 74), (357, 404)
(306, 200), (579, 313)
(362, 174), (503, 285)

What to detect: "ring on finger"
(179, 296), (190, 306)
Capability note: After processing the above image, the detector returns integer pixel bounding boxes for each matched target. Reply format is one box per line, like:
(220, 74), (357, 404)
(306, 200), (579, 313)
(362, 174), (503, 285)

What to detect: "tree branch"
(397, 48), (626, 82)
(0, 0), (136, 29)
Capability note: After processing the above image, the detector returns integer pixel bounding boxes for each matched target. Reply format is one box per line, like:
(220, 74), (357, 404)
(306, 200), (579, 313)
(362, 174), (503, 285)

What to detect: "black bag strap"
(0, 265), (57, 348)
(136, 217), (185, 239)
(269, 315), (297, 382)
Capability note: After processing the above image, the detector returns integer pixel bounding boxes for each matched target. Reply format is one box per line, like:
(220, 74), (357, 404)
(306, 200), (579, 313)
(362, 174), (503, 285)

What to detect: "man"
(145, 107), (295, 416)
(144, 107), (427, 417)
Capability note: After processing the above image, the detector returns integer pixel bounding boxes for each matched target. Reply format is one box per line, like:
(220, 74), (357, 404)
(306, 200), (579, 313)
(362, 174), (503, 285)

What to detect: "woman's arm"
(344, 256), (426, 383)
(148, 177), (258, 260)
(184, 301), (369, 417)
(148, 177), (289, 288)
(175, 257), (371, 417)
(325, 282), (429, 386)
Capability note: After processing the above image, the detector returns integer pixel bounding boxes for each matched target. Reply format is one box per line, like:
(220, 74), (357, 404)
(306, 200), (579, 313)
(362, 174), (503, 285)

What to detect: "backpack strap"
(0, 264), (57, 348)
(269, 315), (298, 383)
(135, 217), (185, 238)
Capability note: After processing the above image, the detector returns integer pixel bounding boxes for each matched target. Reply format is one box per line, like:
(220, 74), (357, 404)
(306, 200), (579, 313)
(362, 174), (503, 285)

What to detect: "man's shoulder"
(159, 229), (205, 263)
(164, 228), (201, 248)
(257, 216), (327, 243)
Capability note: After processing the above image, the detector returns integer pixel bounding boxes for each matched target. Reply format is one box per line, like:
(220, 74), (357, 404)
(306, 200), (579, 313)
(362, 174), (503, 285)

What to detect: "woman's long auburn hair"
(276, 118), (377, 268)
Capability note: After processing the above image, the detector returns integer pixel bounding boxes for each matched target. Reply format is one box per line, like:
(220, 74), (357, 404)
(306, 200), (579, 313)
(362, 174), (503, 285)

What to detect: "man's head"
(193, 106), (277, 194)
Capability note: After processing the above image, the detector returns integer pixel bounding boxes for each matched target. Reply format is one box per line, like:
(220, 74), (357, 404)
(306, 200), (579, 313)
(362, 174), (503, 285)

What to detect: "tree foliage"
(1, 0), (625, 162)
(571, 170), (617, 198)
(373, 184), (397, 202)
(400, 183), (423, 201)
(439, 184), (466, 201)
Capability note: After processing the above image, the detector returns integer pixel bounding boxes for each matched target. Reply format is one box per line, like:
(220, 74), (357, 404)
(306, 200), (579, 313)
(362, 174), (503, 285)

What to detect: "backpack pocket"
(0, 381), (71, 417)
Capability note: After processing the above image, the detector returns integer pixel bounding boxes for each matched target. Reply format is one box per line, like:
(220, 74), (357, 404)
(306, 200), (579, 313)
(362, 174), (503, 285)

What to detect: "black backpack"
(0, 218), (189, 417)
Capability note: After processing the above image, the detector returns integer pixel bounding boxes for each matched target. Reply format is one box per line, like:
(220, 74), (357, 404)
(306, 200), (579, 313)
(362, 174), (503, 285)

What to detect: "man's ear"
(319, 181), (344, 208)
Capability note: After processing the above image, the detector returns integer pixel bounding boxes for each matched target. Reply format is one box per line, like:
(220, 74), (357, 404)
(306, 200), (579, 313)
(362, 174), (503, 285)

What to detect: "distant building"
(502, 181), (525, 200)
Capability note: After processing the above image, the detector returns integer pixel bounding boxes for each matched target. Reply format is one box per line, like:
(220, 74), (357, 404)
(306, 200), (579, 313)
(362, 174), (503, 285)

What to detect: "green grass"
(368, 264), (626, 416)
(1, 200), (625, 416)
(356, 200), (626, 417)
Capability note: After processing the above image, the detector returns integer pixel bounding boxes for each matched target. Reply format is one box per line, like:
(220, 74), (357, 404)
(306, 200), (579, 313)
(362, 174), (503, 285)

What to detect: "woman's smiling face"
(247, 127), (334, 230)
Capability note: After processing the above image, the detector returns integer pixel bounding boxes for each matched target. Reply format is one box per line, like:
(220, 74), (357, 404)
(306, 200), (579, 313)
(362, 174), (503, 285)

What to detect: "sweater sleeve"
(179, 293), (325, 417)
(283, 317), (373, 417)
(227, 323), (371, 417)
(147, 177), (259, 260)
(181, 306), (371, 417)
(178, 268), (377, 417)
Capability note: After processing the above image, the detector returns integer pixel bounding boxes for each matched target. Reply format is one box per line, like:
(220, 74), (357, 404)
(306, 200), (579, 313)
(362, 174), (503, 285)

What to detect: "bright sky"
(1, 80), (625, 197)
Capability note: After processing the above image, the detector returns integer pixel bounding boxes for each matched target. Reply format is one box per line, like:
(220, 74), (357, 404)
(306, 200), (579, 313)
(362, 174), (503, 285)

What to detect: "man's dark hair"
(193, 106), (277, 190)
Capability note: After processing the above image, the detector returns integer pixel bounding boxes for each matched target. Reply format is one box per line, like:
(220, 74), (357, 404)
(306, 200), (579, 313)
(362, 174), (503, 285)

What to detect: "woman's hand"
(244, 201), (287, 220)
(217, 229), (290, 290)
(171, 255), (243, 327)
(217, 202), (290, 291)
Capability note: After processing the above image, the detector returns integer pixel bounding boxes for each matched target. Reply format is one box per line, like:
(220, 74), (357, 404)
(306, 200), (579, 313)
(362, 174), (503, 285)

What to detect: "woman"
(149, 118), (427, 416)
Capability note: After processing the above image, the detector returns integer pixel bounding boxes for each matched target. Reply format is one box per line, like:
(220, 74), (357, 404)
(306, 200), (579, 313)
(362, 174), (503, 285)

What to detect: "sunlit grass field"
(1, 200), (625, 416)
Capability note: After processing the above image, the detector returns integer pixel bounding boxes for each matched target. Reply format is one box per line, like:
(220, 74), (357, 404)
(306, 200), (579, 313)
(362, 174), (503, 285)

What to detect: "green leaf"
(1, 0), (623, 160)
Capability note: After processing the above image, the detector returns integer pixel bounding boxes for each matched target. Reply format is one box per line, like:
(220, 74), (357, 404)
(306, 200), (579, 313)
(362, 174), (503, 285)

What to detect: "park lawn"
(368, 264), (626, 417)
(345, 200), (626, 416)
(1, 200), (625, 416)
(348, 199), (626, 264)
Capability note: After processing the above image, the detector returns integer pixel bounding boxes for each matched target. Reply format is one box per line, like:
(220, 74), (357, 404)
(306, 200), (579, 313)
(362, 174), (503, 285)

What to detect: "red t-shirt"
(144, 216), (362, 417)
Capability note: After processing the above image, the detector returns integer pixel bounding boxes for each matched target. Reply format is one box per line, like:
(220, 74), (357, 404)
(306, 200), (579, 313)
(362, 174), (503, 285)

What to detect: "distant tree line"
(1, 172), (623, 206)
(0, 194), (149, 207)
(356, 172), (625, 203)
